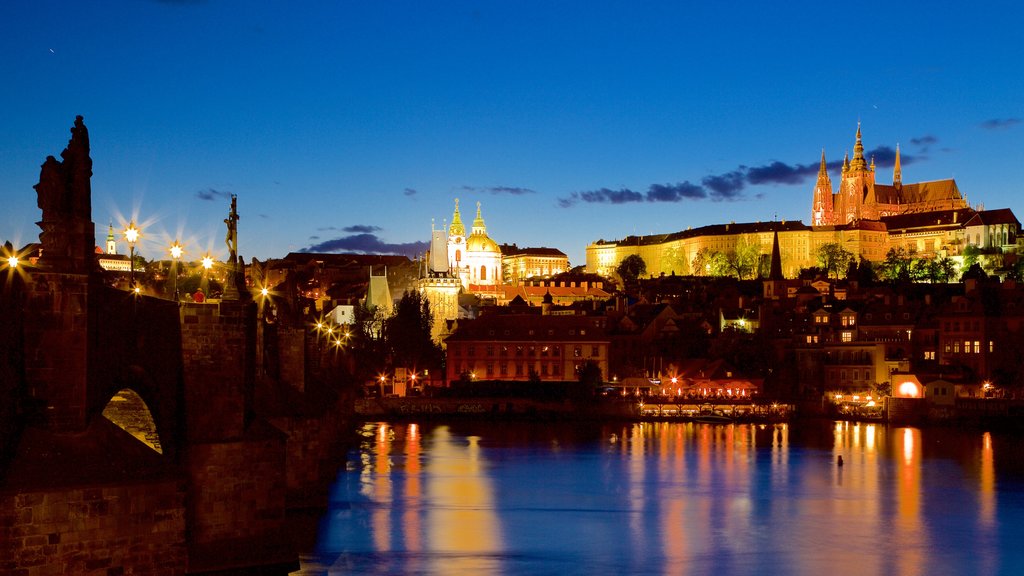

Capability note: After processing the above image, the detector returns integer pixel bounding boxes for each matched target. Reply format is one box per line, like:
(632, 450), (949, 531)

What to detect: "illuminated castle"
(811, 124), (968, 225)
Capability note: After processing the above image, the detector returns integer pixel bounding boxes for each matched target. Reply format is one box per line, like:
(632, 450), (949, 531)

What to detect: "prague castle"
(812, 123), (967, 225)
(587, 125), (1019, 279)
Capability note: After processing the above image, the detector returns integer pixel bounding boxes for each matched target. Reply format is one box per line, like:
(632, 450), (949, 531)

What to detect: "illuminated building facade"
(444, 313), (609, 383)
(586, 126), (1019, 280)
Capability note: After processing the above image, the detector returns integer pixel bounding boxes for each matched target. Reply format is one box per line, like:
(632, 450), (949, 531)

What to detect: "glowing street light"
(124, 220), (139, 292)
(201, 255), (214, 270)
(6, 255), (18, 269)
(169, 241), (183, 300)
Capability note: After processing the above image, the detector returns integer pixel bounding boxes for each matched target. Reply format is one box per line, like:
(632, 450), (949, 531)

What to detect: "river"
(301, 420), (1024, 575)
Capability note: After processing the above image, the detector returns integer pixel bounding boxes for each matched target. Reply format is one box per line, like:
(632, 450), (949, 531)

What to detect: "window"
(480, 265), (487, 280)
(468, 346), (476, 357)
(574, 346), (583, 357)
(500, 363), (508, 376)
(841, 331), (852, 343)
(973, 341), (980, 354)
(541, 346), (549, 357)
(591, 346), (599, 357)
(924, 351), (935, 360)
(953, 341), (960, 354)
(553, 347), (560, 357)
(990, 341), (995, 353)
(500, 346), (508, 356)
(580, 329), (586, 336)
(515, 346), (523, 357)
(964, 340), (971, 354)
(486, 346), (494, 357)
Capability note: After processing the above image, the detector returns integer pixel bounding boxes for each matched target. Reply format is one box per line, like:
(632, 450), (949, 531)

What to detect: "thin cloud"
(343, 225), (382, 233)
(745, 161), (818, 186)
(404, 188), (418, 196)
(461, 185), (536, 195)
(558, 148), (920, 208)
(302, 233), (427, 258)
(196, 187), (232, 201)
(980, 118), (1021, 130)
(909, 135), (938, 147)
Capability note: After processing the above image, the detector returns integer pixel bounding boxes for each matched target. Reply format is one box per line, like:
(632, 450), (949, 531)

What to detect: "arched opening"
(480, 265), (487, 281)
(102, 388), (163, 453)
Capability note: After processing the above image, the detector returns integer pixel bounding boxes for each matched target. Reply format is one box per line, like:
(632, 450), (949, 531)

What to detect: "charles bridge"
(1, 117), (354, 575)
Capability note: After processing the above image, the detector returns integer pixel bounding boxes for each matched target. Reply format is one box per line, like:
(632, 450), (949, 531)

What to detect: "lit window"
(990, 341), (995, 353)
(841, 331), (852, 343)
(973, 341), (980, 354)
(954, 342), (960, 354)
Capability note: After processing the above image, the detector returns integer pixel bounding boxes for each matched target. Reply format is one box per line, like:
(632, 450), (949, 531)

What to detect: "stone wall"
(186, 424), (290, 572)
(179, 301), (254, 442)
(22, 272), (91, 432)
(0, 480), (186, 576)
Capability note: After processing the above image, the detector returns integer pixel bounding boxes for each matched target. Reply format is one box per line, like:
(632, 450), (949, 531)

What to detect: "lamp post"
(124, 221), (139, 292)
(170, 241), (183, 301)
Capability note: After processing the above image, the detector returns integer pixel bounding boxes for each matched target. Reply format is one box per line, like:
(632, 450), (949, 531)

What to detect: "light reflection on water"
(308, 421), (1023, 575)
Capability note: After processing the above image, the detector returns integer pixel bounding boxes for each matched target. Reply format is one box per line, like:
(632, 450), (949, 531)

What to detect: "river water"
(305, 420), (1024, 575)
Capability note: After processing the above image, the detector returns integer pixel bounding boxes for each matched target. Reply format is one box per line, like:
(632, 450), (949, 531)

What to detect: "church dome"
(467, 233), (500, 253)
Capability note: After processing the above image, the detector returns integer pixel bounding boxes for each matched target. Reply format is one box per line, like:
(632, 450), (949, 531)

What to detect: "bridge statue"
(222, 194), (241, 300)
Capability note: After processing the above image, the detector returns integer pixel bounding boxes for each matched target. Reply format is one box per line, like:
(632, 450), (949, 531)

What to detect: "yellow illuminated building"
(586, 126), (1018, 279)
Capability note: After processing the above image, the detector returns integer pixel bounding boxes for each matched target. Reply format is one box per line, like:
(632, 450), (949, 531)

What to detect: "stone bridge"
(1, 117), (352, 575)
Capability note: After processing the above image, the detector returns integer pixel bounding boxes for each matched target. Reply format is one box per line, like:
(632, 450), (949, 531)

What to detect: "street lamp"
(124, 221), (139, 292)
(170, 241), (183, 300)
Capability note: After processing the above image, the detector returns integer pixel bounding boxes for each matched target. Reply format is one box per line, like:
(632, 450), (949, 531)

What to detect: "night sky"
(2, 1), (1022, 266)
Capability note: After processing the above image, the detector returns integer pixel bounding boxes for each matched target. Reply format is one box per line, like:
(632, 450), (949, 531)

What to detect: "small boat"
(694, 413), (733, 424)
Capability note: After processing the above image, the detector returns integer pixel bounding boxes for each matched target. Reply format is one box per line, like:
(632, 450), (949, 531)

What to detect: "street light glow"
(170, 242), (183, 259)
(202, 255), (214, 269)
(6, 256), (17, 269)
(124, 221), (139, 244)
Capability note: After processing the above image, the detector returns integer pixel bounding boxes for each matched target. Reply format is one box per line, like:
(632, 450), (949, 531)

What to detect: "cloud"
(701, 171), (745, 198)
(343, 225), (382, 233)
(558, 144), (925, 208)
(980, 118), (1021, 130)
(404, 188), (418, 196)
(302, 233), (428, 258)
(745, 161), (819, 186)
(196, 187), (232, 201)
(461, 185), (536, 195)
(647, 182), (706, 202)
(909, 135), (938, 147)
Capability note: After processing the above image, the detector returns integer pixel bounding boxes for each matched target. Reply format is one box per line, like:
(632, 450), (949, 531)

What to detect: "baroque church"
(811, 124), (968, 225)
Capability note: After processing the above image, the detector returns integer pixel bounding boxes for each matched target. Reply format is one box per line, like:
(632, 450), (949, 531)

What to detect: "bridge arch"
(102, 387), (162, 453)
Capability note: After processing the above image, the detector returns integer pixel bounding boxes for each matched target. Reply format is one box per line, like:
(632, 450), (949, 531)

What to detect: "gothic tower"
(838, 123), (877, 222)
(811, 149), (834, 225)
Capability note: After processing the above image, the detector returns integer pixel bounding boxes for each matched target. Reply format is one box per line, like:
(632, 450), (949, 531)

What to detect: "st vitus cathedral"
(811, 124), (968, 225)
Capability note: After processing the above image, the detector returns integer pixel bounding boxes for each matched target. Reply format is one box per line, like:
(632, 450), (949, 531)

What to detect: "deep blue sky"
(2, 1), (1022, 266)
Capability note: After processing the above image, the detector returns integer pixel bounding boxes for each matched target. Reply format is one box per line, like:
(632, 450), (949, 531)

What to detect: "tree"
(878, 247), (915, 282)
(577, 360), (603, 386)
(616, 254), (647, 284)
(722, 236), (761, 280)
(815, 242), (855, 279)
(691, 247), (715, 276)
(384, 290), (443, 376)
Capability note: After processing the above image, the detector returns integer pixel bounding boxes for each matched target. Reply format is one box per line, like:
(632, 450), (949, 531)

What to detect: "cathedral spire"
(449, 198), (465, 237)
(850, 122), (867, 171)
(811, 149), (835, 226)
(842, 151), (850, 174)
(893, 143), (902, 187)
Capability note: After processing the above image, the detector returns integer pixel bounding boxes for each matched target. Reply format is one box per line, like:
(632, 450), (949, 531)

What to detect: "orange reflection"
(895, 427), (925, 576)
(404, 423), (422, 554)
(427, 427), (502, 575)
